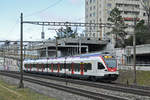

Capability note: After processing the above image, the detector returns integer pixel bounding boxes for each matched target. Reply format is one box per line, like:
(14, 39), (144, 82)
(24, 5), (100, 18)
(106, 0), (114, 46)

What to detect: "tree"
(141, 0), (150, 29)
(107, 7), (127, 48)
(57, 26), (77, 38)
(4, 40), (10, 46)
(126, 20), (150, 45)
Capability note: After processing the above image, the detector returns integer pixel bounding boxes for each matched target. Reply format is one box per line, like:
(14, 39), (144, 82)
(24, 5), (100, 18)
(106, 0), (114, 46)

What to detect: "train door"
(80, 62), (84, 75)
(92, 61), (98, 74)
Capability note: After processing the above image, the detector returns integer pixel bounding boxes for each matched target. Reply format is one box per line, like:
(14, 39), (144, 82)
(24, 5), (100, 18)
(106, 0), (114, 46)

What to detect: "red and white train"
(23, 53), (119, 81)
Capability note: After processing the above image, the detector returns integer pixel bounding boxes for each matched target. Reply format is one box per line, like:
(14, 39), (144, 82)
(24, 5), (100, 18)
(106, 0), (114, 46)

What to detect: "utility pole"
(56, 37), (58, 58)
(3, 47), (5, 70)
(133, 17), (137, 85)
(24, 45), (26, 60)
(19, 13), (24, 88)
(79, 37), (81, 55)
(46, 46), (48, 58)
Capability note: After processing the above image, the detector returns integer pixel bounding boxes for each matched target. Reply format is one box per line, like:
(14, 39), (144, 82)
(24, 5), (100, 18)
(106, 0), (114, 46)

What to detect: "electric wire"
(24, 0), (63, 18)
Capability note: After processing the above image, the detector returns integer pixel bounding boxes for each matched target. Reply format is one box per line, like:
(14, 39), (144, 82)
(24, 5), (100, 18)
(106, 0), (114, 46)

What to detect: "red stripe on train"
(80, 63), (84, 75)
(51, 63), (53, 72)
(57, 63), (60, 73)
(71, 63), (74, 74)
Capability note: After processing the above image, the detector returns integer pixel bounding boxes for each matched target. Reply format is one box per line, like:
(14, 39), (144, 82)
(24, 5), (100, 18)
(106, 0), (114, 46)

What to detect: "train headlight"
(104, 56), (112, 58)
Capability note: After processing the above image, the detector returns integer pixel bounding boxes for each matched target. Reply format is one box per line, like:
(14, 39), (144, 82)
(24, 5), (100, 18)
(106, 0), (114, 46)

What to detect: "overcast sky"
(0, 0), (85, 41)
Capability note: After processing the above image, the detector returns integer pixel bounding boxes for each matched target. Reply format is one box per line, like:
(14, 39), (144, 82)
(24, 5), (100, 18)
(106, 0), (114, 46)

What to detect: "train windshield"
(104, 59), (117, 68)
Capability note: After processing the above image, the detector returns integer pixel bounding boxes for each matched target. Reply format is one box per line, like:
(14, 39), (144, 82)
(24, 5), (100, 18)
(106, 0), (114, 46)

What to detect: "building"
(85, 0), (148, 39)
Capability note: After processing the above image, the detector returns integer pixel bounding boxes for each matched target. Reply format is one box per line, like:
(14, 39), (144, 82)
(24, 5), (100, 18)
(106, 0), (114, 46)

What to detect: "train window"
(38, 64), (41, 68)
(35, 64), (37, 68)
(98, 62), (105, 69)
(44, 64), (48, 68)
(60, 63), (63, 70)
(73, 63), (80, 72)
(36, 64), (39, 68)
(77, 63), (80, 72)
(53, 64), (55, 70)
(25, 64), (27, 68)
(49, 64), (51, 70)
(84, 63), (92, 72)
(40, 64), (42, 69)
(24, 64), (27, 68)
(65, 63), (71, 71)
(74, 63), (77, 72)
(66, 64), (69, 69)
(53, 64), (57, 70)
(43, 64), (45, 68)
(69, 64), (71, 71)
(32, 64), (34, 68)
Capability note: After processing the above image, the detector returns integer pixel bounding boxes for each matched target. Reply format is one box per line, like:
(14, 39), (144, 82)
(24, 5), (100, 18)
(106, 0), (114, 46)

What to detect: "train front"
(102, 56), (119, 81)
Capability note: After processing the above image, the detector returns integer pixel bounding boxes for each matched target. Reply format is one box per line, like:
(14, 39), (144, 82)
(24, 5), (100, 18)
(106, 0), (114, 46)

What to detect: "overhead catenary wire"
(24, 0), (63, 18)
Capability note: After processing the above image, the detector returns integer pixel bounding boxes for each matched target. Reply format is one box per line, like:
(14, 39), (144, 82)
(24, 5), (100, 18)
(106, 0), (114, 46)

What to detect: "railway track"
(1, 71), (150, 97)
(0, 71), (127, 100)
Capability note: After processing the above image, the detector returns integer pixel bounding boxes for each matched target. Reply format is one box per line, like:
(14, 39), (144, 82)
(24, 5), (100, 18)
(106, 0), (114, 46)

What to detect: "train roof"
(24, 51), (113, 62)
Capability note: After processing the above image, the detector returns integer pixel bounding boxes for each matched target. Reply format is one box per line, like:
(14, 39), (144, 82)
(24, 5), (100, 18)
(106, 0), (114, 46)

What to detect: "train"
(23, 53), (119, 82)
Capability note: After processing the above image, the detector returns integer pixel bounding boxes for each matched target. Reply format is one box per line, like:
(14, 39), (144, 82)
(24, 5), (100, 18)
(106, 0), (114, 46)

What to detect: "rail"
(0, 71), (127, 100)
(0, 71), (150, 97)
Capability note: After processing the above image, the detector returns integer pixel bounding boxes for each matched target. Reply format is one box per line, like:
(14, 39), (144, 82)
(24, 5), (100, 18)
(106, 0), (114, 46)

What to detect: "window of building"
(99, 18), (101, 22)
(90, 13), (92, 17)
(90, 0), (92, 3)
(86, 1), (88, 5)
(116, 3), (123, 7)
(93, 6), (96, 9)
(90, 6), (92, 11)
(93, 33), (95, 37)
(93, 27), (95, 30)
(90, 27), (92, 30)
(107, 3), (112, 8)
(93, 12), (96, 17)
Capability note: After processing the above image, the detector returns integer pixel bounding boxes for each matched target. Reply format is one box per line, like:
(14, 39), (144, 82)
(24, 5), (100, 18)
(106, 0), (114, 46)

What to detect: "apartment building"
(85, 0), (147, 39)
